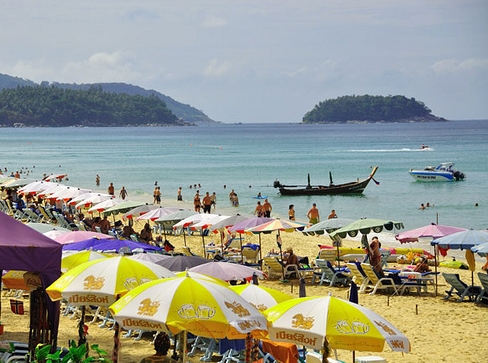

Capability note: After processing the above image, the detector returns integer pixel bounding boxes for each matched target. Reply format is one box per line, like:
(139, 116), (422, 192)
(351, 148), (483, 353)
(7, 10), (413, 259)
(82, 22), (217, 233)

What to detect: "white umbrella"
(136, 206), (182, 221)
(51, 187), (91, 202)
(87, 198), (123, 214)
(18, 180), (57, 195)
(75, 193), (113, 209)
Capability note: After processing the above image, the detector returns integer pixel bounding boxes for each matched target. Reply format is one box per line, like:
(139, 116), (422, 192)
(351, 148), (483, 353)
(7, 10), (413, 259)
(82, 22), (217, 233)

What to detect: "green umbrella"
(329, 218), (404, 239)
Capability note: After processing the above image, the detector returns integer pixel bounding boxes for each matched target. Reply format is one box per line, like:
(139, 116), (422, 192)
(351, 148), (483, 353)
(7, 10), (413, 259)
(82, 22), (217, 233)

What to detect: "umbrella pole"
(434, 245), (438, 296)
(276, 232), (285, 282)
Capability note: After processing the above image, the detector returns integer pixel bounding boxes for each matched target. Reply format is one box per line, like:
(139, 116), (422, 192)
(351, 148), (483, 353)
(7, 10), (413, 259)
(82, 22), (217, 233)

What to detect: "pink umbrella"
(395, 223), (467, 243)
(54, 231), (116, 244)
(228, 217), (274, 234)
(189, 261), (265, 282)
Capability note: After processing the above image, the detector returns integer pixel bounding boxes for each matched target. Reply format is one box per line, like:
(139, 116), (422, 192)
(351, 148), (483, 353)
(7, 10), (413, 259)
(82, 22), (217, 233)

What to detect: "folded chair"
(476, 272), (488, 304)
(442, 272), (482, 302)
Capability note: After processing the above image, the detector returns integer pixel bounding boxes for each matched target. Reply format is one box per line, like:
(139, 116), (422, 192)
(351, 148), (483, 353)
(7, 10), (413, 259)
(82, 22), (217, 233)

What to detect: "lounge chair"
(242, 246), (260, 267)
(442, 272), (482, 302)
(476, 272), (488, 304)
(346, 262), (371, 293)
(312, 259), (350, 287)
(360, 263), (399, 295)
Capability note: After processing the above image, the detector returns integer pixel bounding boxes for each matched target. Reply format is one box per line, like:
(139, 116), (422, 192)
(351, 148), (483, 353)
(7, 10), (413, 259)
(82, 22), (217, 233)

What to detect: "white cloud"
(203, 59), (231, 77)
(432, 58), (488, 75)
(202, 15), (227, 28)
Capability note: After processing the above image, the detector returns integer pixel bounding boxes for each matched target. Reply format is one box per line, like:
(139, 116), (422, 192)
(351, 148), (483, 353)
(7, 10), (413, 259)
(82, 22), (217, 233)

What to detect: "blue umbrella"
(431, 229), (488, 250)
(89, 239), (162, 253)
(62, 237), (115, 251)
(471, 242), (488, 257)
(62, 237), (162, 253)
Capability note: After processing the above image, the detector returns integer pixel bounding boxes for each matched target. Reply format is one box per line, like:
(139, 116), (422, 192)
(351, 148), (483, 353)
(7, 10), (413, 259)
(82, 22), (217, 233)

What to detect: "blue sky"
(1, 1), (487, 123)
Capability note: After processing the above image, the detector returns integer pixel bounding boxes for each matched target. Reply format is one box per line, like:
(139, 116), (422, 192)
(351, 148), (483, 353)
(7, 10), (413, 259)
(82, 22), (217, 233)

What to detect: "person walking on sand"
(108, 182), (115, 196)
(119, 186), (128, 200)
(307, 203), (320, 224)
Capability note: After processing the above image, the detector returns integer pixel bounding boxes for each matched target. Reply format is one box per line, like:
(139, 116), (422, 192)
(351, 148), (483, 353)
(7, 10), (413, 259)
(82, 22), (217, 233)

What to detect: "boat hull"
(408, 171), (455, 182)
(275, 166), (378, 196)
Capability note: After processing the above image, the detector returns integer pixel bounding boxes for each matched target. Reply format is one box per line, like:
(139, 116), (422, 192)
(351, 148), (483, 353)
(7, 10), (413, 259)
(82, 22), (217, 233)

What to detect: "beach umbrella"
(431, 229), (488, 250)
(62, 237), (162, 253)
(50, 186), (91, 202)
(123, 204), (160, 219)
(43, 229), (71, 240)
(103, 200), (146, 217)
(208, 214), (252, 232)
(18, 180), (57, 195)
(264, 295), (410, 353)
(302, 218), (354, 236)
(188, 261), (265, 282)
(26, 222), (70, 234)
(246, 219), (308, 272)
(109, 274), (268, 339)
(228, 217), (275, 234)
(88, 239), (163, 253)
(61, 237), (118, 251)
(128, 253), (172, 264)
(61, 250), (108, 272)
(0, 177), (37, 189)
(88, 198), (123, 214)
(37, 183), (67, 198)
(156, 255), (208, 272)
(155, 209), (198, 241)
(136, 206), (182, 221)
(54, 231), (115, 244)
(247, 219), (308, 234)
(431, 229), (488, 286)
(44, 173), (68, 182)
(75, 193), (113, 209)
(395, 223), (466, 243)
(69, 192), (105, 206)
(229, 284), (292, 311)
(330, 218), (404, 240)
(174, 271), (229, 285)
(472, 242), (488, 257)
(46, 256), (175, 307)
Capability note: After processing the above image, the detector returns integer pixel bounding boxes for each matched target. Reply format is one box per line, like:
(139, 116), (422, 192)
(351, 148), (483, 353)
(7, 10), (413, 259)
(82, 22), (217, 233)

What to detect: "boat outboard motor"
(453, 171), (465, 181)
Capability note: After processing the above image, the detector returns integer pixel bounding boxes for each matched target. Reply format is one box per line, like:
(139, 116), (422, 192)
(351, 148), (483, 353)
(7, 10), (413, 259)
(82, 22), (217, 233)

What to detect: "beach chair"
(346, 262), (371, 293)
(442, 273), (482, 302)
(242, 246), (260, 266)
(360, 263), (399, 295)
(476, 272), (488, 304)
(312, 259), (350, 287)
(263, 257), (286, 279)
(317, 249), (340, 263)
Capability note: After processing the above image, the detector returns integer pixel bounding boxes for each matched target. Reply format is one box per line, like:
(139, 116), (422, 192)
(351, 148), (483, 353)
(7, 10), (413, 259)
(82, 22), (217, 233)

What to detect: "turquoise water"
(1, 120), (487, 234)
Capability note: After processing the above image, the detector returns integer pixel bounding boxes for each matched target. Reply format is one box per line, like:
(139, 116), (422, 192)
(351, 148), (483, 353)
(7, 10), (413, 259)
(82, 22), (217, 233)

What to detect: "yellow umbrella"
(61, 250), (109, 272)
(46, 256), (175, 306)
(109, 274), (267, 340)
(229, 284), (292, 311)
(264, 296), (410, 353)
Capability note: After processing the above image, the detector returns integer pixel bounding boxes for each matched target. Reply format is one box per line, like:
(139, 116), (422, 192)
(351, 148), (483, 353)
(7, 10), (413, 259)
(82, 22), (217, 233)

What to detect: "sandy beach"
(1, 227), (488, 363)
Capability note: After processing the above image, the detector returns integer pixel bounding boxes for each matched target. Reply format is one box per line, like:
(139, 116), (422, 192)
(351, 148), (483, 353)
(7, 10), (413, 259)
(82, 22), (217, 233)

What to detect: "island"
(0, 85), (187, 127)
(302, 95), (446, 123)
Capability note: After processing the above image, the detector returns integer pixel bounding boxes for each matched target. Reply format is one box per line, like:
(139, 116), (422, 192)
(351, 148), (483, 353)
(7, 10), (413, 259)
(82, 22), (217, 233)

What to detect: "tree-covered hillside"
(302, 95), (446, 123)
(0, 73), (216, 124)
(0, 85), (183, 127)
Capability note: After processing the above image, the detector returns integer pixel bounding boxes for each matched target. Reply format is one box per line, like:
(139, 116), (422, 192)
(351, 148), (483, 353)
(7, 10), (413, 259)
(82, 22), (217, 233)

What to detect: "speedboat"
(409, 162), (466, 182)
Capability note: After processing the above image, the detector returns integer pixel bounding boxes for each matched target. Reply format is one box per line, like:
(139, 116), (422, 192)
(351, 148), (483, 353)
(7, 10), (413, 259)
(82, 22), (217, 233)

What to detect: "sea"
(1, 120), (487, 256)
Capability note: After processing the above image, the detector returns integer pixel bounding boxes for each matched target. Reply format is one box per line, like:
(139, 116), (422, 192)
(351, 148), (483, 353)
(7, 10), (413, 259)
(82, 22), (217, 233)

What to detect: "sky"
(1, 0), (487, 123)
